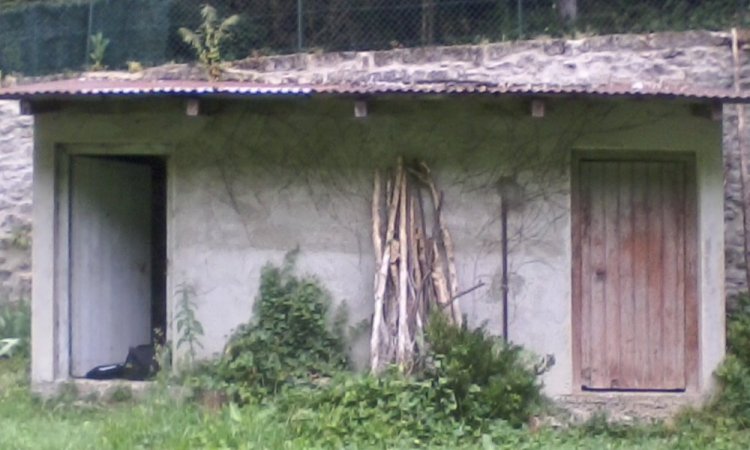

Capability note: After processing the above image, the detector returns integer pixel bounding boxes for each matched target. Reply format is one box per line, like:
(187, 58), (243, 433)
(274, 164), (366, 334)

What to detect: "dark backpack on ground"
(83, 344), (158, 380)
(122, 344), (158, 380)
(85, 363), (125, 380)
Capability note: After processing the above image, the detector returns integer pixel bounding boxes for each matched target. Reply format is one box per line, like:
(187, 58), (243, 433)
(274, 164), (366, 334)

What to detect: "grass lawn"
(2, 358), (750, 449)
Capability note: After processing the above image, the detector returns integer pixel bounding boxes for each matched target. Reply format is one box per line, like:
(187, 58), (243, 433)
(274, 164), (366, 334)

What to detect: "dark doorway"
(69, 155), (167, 376)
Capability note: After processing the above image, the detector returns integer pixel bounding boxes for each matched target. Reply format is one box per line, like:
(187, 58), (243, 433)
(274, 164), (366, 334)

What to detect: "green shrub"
(728, 293), (750, 367)
(425, 313), (544, 427)
(185, 251), (541, 445)
(278, 369), (462, 447)
(274, 314), (544, 446)
(0, 300), (30, 358)
(711, 293), (750, 427)
(212, 250), (348, 401)
(713, 356), (750, 426)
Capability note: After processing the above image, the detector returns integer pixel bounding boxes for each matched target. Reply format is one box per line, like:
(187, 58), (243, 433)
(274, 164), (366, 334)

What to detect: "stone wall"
(3, 30), (750, 298)
(142, 31), (736, 90)
(722, 106), (747, 299)
(0, 100), (32, 301)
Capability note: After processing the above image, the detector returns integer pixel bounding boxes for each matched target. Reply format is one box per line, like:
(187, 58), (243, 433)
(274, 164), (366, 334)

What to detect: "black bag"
(122, 344), (158, 381)
(85, 363), (125, 380)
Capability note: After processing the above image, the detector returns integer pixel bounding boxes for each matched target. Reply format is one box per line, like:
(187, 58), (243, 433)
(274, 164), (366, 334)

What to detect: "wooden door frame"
(570, 150), (699, 393)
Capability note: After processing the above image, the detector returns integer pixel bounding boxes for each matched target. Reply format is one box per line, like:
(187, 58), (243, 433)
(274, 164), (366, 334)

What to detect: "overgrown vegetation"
(194, 250), (349, 401)
(274, 314), (545, 446)
(424, 313), (544, 427)
(5, 268), (750, 447)
(181, 251), (544, 445)
(2, 355), (750, 449)
(707, 292), (750, 427)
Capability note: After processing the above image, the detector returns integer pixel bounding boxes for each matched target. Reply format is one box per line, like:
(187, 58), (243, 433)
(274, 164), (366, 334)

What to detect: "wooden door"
(70, 156), (153, 377)
(574, 157), (697, 391)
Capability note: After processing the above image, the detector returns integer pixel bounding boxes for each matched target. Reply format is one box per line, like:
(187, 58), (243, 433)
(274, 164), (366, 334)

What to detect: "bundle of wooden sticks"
(370, 157), (463, 373)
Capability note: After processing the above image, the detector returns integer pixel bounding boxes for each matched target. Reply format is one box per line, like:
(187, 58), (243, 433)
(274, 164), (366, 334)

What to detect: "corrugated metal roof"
(0, 80), (313, 98)
(1, 79), (748, 102)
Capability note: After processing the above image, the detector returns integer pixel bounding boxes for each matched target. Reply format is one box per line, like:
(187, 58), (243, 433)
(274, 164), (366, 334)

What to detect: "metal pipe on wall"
(496, 177), (523, 342)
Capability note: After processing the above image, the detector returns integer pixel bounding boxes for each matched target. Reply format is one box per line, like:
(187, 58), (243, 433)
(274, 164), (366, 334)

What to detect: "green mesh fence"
(1, 0), (749, 77)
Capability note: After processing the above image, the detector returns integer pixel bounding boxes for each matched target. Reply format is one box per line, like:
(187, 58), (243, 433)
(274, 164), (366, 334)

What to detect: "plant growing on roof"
(88, 32), (109, 71)
(178, 4), (240, 81)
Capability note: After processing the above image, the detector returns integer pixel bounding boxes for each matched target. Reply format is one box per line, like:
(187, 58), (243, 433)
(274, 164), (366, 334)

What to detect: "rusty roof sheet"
(1, 79), (748, 102)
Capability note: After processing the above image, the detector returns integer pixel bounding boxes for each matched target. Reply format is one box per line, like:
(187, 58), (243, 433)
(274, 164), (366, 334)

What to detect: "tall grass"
(2, 288), (750, 449)
(3, 355), (750, 449)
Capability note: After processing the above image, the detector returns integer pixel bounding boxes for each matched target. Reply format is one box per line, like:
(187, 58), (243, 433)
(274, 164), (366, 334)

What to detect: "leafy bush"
(711, 293), (750, 427)
(185, 251), (541, 444)
(425, 313), (544, 428)
(0, 300), (30, 358)
(727, 293), (750, 367)
(274, 314), (544, 447)
(713, 356), (750, 425)
(278, 369), (461, 447)
(211, 250), (348, 401)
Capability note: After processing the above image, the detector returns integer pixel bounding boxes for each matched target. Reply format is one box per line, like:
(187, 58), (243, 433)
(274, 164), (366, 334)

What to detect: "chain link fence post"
(297, 0), (304, 51)
(84, 0), (93, 69)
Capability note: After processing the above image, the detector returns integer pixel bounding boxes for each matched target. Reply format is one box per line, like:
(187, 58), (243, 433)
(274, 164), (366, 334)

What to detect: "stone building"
(1, 31), (749, 408)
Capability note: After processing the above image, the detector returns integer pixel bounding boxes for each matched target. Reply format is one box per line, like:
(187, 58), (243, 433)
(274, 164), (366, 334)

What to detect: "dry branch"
(372, 170), (384, 267)
(370, 158), (466, 372)
(370, 164), (403, 373)
(397, 164), (411, 367)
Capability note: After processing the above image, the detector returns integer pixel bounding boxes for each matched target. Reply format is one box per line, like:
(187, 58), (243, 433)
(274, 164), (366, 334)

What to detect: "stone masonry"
(2, 30), (750, 299)
(0, 100), (32, 301)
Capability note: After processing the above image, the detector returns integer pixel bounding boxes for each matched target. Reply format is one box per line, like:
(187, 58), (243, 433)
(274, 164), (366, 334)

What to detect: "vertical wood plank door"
(575, 158), (695, 391)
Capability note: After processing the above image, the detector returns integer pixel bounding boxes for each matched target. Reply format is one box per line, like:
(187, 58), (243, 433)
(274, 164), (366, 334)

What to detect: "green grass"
(1, 357), (750, 449)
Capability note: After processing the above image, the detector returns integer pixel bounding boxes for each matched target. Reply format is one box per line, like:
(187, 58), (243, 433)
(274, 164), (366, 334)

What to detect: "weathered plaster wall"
(30, 97), (723, 397)
(0, 100), (32, 301)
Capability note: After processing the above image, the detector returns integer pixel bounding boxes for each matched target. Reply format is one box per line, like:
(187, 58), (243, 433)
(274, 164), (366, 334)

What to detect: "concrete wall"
(0, 100), (32, 301)
(30, 96), (724, 397)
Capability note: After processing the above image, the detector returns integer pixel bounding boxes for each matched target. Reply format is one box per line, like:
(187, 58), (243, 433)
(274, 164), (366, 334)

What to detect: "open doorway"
(68, 155), (167, 378)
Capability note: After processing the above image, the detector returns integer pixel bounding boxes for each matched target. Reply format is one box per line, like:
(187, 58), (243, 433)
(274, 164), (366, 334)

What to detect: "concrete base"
(33, 379), (160, 402)
(553, 392), (706, 424)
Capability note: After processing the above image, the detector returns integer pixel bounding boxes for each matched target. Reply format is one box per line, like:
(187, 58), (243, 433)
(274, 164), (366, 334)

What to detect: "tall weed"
(0, 300), (30, 358)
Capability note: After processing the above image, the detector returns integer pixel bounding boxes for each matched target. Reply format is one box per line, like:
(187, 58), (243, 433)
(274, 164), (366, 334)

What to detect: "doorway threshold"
(32, 378), (188, 402)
